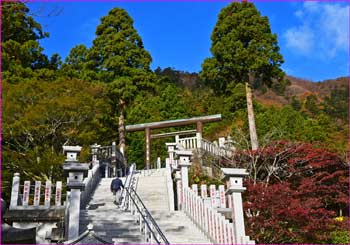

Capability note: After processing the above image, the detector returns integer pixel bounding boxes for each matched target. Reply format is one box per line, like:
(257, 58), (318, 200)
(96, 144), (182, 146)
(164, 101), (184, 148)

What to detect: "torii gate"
(125, 114), (222, 169)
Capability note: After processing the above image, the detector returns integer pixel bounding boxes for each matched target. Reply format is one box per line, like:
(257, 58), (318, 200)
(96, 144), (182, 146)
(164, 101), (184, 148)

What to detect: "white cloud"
(294, 10), (304, 18)
(284, 2), (349, 59)
(284, 25), (314, 55)
(321, 4), (348, 49)
(303, 1), (319, 13)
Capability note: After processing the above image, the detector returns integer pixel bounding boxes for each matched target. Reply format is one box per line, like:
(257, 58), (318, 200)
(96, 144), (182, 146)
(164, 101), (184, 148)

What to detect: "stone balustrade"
(10, 173), (64, 210)
(183, 186), (233, 244)
(80, 164), (101, 208)
(163, 133), (254, 244)
(173, 135), (235, 161)
(182, 183), (254, 244)
(177, 136), (198, 150)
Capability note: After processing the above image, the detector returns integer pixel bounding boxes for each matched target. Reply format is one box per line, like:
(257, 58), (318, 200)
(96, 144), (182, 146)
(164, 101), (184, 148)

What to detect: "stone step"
(80, 215), (137, 222)
(97, 233), (144, 244)
(80, 224), (140, 233)
(149, 210), (212, 244)
(81, 172), (210, 244)
(135, 175), (169, 207)
(138, 169), (168, 177)
(79, 177), (146, 244)
(137, 177), (167, 182)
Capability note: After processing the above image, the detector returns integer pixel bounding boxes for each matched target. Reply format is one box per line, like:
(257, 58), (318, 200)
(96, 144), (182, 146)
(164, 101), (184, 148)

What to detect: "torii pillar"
(145, 127), (151, 167)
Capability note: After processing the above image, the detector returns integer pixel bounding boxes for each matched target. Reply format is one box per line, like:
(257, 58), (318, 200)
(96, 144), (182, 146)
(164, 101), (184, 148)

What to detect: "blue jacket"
(111, 178), (124, 191)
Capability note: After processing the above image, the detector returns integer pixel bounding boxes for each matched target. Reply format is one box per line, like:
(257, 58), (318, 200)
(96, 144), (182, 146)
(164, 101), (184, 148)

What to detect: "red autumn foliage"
(235, 141), (349, 243)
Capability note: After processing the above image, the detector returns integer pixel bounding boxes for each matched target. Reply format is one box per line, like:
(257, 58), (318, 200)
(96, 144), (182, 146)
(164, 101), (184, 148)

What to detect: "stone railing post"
(175, 135), (180, 145)
(157, 157), (161, 169)
(175, 171), (182, 210)
(196, 132), (202, 149)
(176, 150), (192, 188)
(63, 145), (89, 240)
(10, 173), (20, 209)
(166, 142), (177, 169)
(91, 143), (100, 167)
(221, 168), (254, 244)
(112, 142), (117, 177)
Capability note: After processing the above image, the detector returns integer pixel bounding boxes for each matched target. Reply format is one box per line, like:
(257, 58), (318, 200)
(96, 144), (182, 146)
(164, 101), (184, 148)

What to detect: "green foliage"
(323, 89), (348, 121)
(1, 1), (62, 83)
(271, 78), (291, 95)
(62, 44), (91, 79)
(125, 81), (190, 166)
(225, 83), (247, 112)
(63, 7), (156, 116)
(255, 105), (338, 146)
(88, 7), (152, 82)
(155, 67), (201, 89)
(303, 93), (320, 115)
(2, 79), (114, 201)
(189, 160), (224, 186)
(330, 229), (350, 244)
(200, 1), (285, 93)
(1, 1), (48, 43)
(290, 96), (302, 111)
(155, 67), (181, 85)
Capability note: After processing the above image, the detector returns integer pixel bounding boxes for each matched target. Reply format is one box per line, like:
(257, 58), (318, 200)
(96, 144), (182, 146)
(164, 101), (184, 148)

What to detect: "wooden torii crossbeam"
(125, 114), (222, 169)
(150, 129), (197, 139)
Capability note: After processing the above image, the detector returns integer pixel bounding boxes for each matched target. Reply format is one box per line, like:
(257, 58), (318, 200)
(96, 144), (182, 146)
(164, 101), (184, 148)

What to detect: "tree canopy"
(1, 1), (61, 82)
(200, 1), (287, 150)
(89, 8), (152, 82)
(200, 1), (285, 92)
(64, 7), (155, 110)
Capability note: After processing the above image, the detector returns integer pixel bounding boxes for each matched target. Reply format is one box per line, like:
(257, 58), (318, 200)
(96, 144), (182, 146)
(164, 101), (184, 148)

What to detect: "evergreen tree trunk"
(245, 82), (259, 150)
(118, 100), (127, 167)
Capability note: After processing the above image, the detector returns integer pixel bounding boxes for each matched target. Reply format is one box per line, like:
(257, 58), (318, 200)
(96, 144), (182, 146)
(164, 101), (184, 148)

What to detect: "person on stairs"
(110, 176), (124, 206)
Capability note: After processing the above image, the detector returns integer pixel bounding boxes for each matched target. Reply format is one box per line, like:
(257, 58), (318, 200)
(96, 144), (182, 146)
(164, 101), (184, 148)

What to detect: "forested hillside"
(1, 1), (348, 243)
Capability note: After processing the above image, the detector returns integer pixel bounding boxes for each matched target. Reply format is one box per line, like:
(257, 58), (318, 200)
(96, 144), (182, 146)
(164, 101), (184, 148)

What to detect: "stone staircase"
(149, 210), (211, 244)
(136, 168), (212, 244)
(79, 177), (144, 244)
(136, 169), (170, 211)
(79, 169), (211, 244)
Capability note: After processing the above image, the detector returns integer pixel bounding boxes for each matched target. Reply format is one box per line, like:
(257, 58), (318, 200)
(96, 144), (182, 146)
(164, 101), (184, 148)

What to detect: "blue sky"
(27, 1), (349, 82)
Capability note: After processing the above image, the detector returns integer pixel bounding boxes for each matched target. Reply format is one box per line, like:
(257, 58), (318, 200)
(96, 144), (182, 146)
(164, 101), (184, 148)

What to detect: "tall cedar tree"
(200, 2), (285, 150)
(87, 8), (154, 162)
(1, 1), (62, 81)
(63, 44), (91, 80)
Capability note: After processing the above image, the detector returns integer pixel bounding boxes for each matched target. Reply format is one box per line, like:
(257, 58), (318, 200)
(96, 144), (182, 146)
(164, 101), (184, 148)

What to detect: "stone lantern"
(62, 146), (89, 240)
(175, 150), (192, 189)
(222, 168), (248, 193)
(221, 168), (250, 243)
(224, 135), (235, 157)
(165, 142), (177, 169)
(90, 143), (100, 167)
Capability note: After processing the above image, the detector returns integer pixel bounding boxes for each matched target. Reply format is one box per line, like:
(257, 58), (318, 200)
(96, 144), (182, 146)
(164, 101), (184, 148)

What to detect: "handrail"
(124, 187), (169, 244)
(128, 187), (170, 244)
(121, 164), (169, 244)
(120, 163), (136, 208)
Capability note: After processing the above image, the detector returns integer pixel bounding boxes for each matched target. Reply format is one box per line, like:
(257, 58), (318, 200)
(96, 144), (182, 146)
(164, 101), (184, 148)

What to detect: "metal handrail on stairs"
(120, 163), (169, 244)
(124, 187), (170, 244)
(120, 163), (137, 208)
